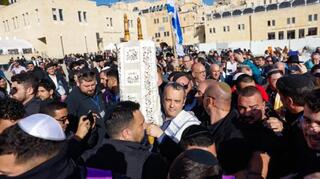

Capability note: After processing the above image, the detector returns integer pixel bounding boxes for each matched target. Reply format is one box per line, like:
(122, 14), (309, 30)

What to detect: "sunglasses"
(10, 87), (18, 95)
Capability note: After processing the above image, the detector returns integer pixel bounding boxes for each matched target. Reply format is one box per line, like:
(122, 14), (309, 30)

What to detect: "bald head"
(204, 82), (232, 111)
(205, 82), (232, 103)
(210, 64), (221, 81)
(192, 63), (206, 83)
(203, 82), (232, 121)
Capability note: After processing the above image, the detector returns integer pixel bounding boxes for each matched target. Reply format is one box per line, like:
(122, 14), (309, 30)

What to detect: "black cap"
(181, 125), (212, 141)
(45, 62), (56, 70)
(286, 55), (302, 64)
(182, 149), (219, 166)
(233, 48), (243, 54)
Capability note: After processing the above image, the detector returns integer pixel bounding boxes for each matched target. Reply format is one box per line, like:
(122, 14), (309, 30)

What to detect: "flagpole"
(169, 13), (177, 59)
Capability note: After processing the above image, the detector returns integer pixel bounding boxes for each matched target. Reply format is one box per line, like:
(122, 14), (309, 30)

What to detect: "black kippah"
(183, 149), (219, 166)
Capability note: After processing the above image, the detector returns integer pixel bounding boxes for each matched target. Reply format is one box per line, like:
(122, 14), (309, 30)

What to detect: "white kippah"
(18, 114), (66, 141)
(101, 66), (110, 71)
(233, 72), (245, 81)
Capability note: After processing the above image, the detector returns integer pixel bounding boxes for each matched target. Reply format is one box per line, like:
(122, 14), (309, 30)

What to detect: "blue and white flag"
(166, 0), (183, 45)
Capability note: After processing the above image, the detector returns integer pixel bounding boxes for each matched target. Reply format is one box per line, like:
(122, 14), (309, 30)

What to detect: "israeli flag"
(166, 0), (183, 45)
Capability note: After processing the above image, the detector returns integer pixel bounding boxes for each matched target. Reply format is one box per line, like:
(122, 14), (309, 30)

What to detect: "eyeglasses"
(56, 115), (69, 124)
(194, 71), (206, 74)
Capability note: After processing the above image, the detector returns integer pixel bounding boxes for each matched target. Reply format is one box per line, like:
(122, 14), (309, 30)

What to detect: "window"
(209, 28), (212, 33)
(308, 14), (318, 21)
(164, 31), (170, 37)
(267, 32), (275, 40)
(242, 24), (245, 30)
(155, 32), (161, 38)
(307, 27), (318, 36)
(82, 12), (87, 22)
(58, 9), (63, 21)
(268, 20), (275, 27)
(52, 8), (57, 21)
(78, 11), (82, 22)
(278, 31), (284, 40)
(238, 24), (241, 30)
(299, 29), (305, 38)
(106, 17), (113, 27)
(287, 17), (295, 24)
(212, 27), (216, 33)
(223, 26), (230, 32)
(287, 30), (295, 39)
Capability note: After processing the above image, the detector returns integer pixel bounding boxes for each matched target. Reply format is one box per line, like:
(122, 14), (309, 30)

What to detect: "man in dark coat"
(86, 101), (167, 179)
(66, 69), (106, 158)
(44, 62), (69, 101)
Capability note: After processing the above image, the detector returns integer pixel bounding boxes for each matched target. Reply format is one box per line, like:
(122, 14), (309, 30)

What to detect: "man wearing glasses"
(40, 101), (96, 160)
(181, 55), (194, 73)
(192, 63), (207, 86)
(66, 69), (106, 154)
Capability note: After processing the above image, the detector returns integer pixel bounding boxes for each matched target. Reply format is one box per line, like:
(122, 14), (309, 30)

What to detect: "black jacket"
(85, 139), (168, 179)
(66, 87), (107, 160)
(44, 74), (69, 95)
(24, 97), (41, 117)
(0, 144), (82, 179)
(208, 109), (250, 174)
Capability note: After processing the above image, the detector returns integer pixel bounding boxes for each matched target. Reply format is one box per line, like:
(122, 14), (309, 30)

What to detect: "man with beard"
(10, 72), (41, 116)
(66, 69), (106, 157)
(235, 86), (286, 178)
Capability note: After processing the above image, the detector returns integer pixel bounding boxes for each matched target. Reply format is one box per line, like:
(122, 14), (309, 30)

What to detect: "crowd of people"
(0, 46), (320, 179)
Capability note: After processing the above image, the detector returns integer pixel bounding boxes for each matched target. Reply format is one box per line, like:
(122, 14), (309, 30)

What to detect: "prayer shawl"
(164, 110), (201, 143)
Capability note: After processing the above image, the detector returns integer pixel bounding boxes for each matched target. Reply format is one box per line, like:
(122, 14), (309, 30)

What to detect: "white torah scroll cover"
(117, 40), (163, 126)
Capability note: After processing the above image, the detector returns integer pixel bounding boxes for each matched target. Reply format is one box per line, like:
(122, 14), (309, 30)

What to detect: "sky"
(95, 0), (213, 6)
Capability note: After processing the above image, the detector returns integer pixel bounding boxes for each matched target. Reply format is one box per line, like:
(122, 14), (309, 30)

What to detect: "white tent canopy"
(0, 38), (33, 54)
